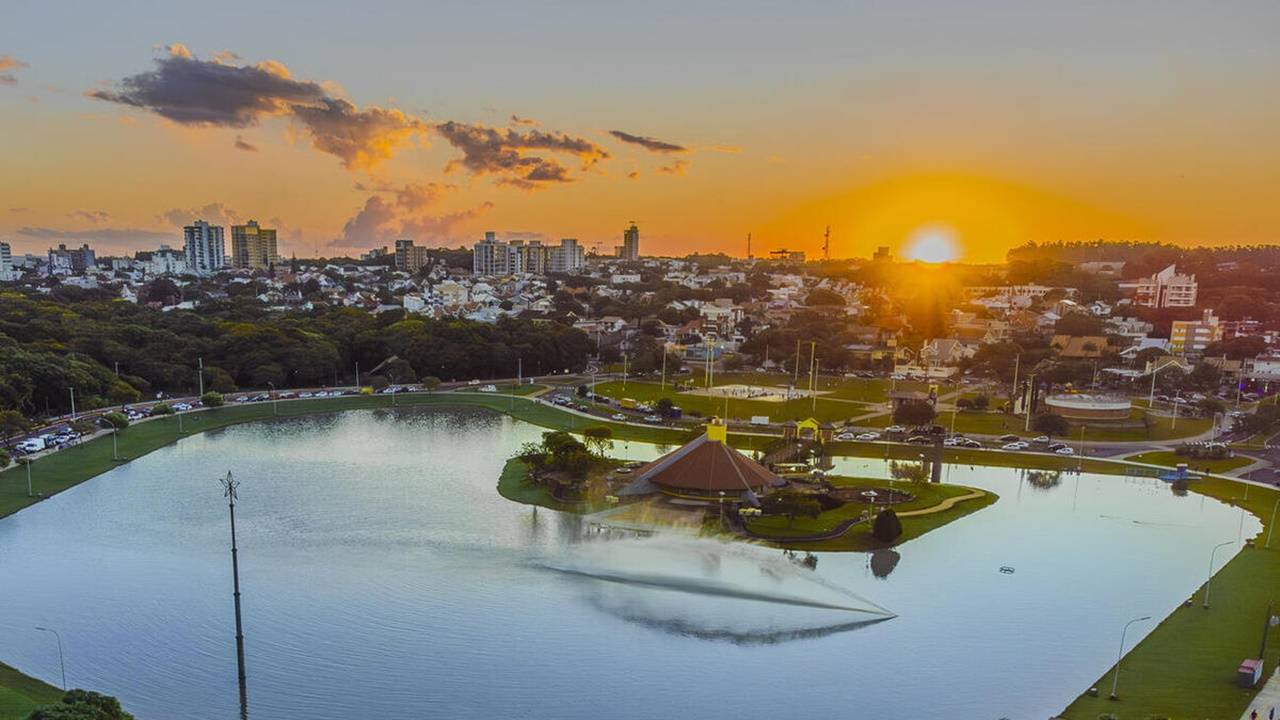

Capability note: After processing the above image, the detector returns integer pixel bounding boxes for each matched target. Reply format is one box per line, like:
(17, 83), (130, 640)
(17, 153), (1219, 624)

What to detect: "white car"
(835, 432), (855, 441)
(644, 415), (663, 423)
(1055, 447), (1075, 455)
(856, 432), (880, 441)
(479, 385), (498, 392)
(611, 413), (627, 421)
(1001, 441), (1027, 451)
(1032, 435), (1050, 444)
(886, 425), (907, 434)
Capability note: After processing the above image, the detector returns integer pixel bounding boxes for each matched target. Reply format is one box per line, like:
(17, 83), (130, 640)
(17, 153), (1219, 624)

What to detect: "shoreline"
(1, 391), (1275, 719)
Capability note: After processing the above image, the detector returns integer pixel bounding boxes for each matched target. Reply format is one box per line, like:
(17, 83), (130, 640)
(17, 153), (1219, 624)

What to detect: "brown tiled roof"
(633, 435), (778, 492)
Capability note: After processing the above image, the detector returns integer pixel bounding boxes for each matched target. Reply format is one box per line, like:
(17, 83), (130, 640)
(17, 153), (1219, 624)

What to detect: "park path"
(1240, 666), (1280, 720)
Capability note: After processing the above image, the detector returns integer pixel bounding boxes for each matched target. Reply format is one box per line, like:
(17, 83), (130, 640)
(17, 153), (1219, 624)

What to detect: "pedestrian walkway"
(1241, 666), (1280, 720)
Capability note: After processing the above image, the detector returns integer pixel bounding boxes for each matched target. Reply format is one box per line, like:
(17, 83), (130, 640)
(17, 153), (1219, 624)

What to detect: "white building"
(472, 233), (584, 276)
(1119, 264), (1198, 308)
(140, 245), (189, 275)
(183, 220), (226, 276)
(0, 242), (17, 281)
(548, 238), (584, 274)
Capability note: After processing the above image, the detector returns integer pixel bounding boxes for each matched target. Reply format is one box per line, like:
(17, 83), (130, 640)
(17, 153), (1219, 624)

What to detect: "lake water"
(0, 407), (1259, 719)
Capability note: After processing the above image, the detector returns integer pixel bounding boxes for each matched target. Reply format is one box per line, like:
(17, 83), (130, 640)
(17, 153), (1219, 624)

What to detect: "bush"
(150, 403), (173, 416)
(102, 412), (129, 430)
(872, 508), (903, 542)
(0, 449), (9, 468)
(200, 392), (224, 408)
(26, 689), (133, 720)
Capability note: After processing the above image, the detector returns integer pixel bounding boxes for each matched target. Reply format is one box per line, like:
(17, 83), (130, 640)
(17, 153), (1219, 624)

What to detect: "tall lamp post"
(267, 382), (277, 416)
(219, 472), (249, 718)
(1109, 615), (1151, 700)
(21, 457), (32, 496)
(1203, 540), (1234, 608)
(34, 626), (66, 690)
(1268, 496), (1280, 549)
(111, 425), (119, 461)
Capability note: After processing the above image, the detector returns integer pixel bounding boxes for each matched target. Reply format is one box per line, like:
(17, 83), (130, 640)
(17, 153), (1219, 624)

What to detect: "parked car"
(1001, 441), (1028, 451)
(835, 432), (856, 441)
(1055, 447), (1075, 455)
(1032, 435), (1050, 444)
(856, 432), (880, 441)
(611, 413), (627, 421)
(886, 425), (907, 435)
(998, 434), (1020, 442)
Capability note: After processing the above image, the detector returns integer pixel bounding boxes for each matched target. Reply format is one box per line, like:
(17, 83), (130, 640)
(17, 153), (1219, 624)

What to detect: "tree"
(893, 399), (936, 427)
(25, 689), (134, 720)
(101, 412), (129, 430)
(872, 508), (903, 542)
(1031, 413), (1069, 439)
(1197, 397), (1226, 417)
(761, 489), (822, 527)
(420, 376), (441, 392)
(581, 426), (613, 456)
(200, 391), (224, 407)
(804, 288), (845, 306)
(0, 409), (32, 447)
(150, 403), (173, 415)
(655, 397), (676, 417)
(0, 449), (9, 468)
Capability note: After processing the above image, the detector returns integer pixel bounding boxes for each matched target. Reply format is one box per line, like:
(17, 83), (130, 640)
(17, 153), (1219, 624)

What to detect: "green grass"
(1125, 451), (1255, 474)
(0, 663), (60, 720)
(593, 379), (873, 425)
(495, 458), (576, 511)
(743, 478), (995, 551)
(1062, 479), (1280, 719)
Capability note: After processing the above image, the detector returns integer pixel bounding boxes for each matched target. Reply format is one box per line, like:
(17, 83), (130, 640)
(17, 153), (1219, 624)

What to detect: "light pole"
(21, 457), (32, 496)
(1267, 496), (1280, 549)
(34, 626), (66, 690)
(1109, 615), (1151, 700)
(1024, 373), (1036, 432)
(68, 387), (76, 421)
(1203, 540), (1234, 608)
(219, 472), (249, 718)
(267, 382), (277, 416)
(355, 361), (360, 390)
(198, 357), (205, 397)
(112, 426), (119, 461)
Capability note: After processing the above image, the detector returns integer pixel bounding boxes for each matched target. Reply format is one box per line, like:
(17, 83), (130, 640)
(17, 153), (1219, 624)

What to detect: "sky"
(1, 0), (1278, 263)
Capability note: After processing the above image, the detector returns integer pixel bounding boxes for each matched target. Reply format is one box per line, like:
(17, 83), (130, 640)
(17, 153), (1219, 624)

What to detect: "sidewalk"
(1241, 666), (1280, 720)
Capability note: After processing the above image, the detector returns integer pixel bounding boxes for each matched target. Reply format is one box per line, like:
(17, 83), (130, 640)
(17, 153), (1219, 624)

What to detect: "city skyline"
(3, 2), (1280, 263)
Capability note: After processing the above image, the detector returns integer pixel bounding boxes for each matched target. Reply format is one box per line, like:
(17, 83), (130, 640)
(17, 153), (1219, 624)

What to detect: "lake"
(0, 407), (1258, 719)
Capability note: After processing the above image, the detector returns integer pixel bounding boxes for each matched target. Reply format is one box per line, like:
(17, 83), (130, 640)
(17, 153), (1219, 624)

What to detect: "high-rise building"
(472, 232), (521, 275)
(615, 222), (640, 260)
(46, 243), (96, 274)
(183, 220), (226, 276)
(394, 238), (431, 273)
(1171, 309), (1223, 357)
(230, 220), (278, 270)
(548, 238), (585, 274)
(0, 241), (15, 281)
(472, 232), (584, 276)
(1119, 264), (1198, 308)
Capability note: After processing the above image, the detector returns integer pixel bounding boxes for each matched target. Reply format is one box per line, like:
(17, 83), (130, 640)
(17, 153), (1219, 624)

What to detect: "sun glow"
(904, 226), (959, 263)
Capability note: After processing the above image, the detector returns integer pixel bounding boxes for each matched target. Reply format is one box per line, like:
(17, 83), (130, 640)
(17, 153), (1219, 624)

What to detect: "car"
(885, 425), (907, 434)
(1032, 435), (1050, 444)
(299, 392), (314, 398)
(856, 432), (880, 441)
(1047, 442), (1069, 451)
(906, 435), (934, 445)
(835, 432), (855, 441)
(998, 434), (1019, 442)
(943, 437), (961, 447)
(1055, 447), (1075, 455)
(467, 379), (480, 385)
(173, 403), (192, 411)
(643, 415), (663, 423)
(1001, 442), (1026, 451)
(960, 439), (983, 449)
(610, 413), (627, 421)
(479, 385), (498, 392)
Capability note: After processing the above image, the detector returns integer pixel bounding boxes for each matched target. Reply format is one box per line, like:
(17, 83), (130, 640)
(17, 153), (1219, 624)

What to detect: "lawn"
(592, 379), (877, 425)
(742, 477), (996, 551)
(1125, 450), (1255, 474)
(0, 663), (60, 720)
(1061, 479), (1280, 719)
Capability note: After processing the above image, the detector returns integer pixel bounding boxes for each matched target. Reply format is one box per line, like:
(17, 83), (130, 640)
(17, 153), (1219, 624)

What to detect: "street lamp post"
(68, 387), (76, 421)
(112, 426), (119, 461)
(1267, 496), (1280, 549)
(219, 472), (249, 718)
(267, 382), (277, 416)
(1203, 540), (1234, 608)
(1109, 615), (1151, 700)
(34, 626), (66, 690)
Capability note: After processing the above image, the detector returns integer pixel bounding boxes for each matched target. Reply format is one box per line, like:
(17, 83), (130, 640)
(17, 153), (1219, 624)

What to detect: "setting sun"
(903, 226), (959, 263)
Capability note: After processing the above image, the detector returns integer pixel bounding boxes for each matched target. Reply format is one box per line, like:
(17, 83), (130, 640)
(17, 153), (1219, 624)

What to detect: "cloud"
(87, 44), (327, 127)
(510, 114), (538, 126)
(657, 159), (690, 176)
(89, 44), (426, 170)
(609, 130), (687, 154)
(333, 182), (489, 247)
(234, 135), (258, 152)
(17, 226), (174, 243)
(69, 209), (111, 223)
(0, 54), (27, 86)
(434, 121), (609, 190)
(290, 97), (427, 170)
(158, 202), (242, 228)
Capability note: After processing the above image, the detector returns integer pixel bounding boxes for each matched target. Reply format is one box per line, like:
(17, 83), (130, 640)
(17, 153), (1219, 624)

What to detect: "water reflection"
(0, 407), (1263, 720)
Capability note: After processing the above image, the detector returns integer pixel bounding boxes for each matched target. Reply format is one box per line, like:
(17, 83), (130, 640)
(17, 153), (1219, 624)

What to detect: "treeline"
(0, 290), (591, 418)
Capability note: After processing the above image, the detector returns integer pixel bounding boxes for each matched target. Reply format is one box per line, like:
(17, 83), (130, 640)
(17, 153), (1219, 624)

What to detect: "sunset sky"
(2, 1), (1278, 263)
